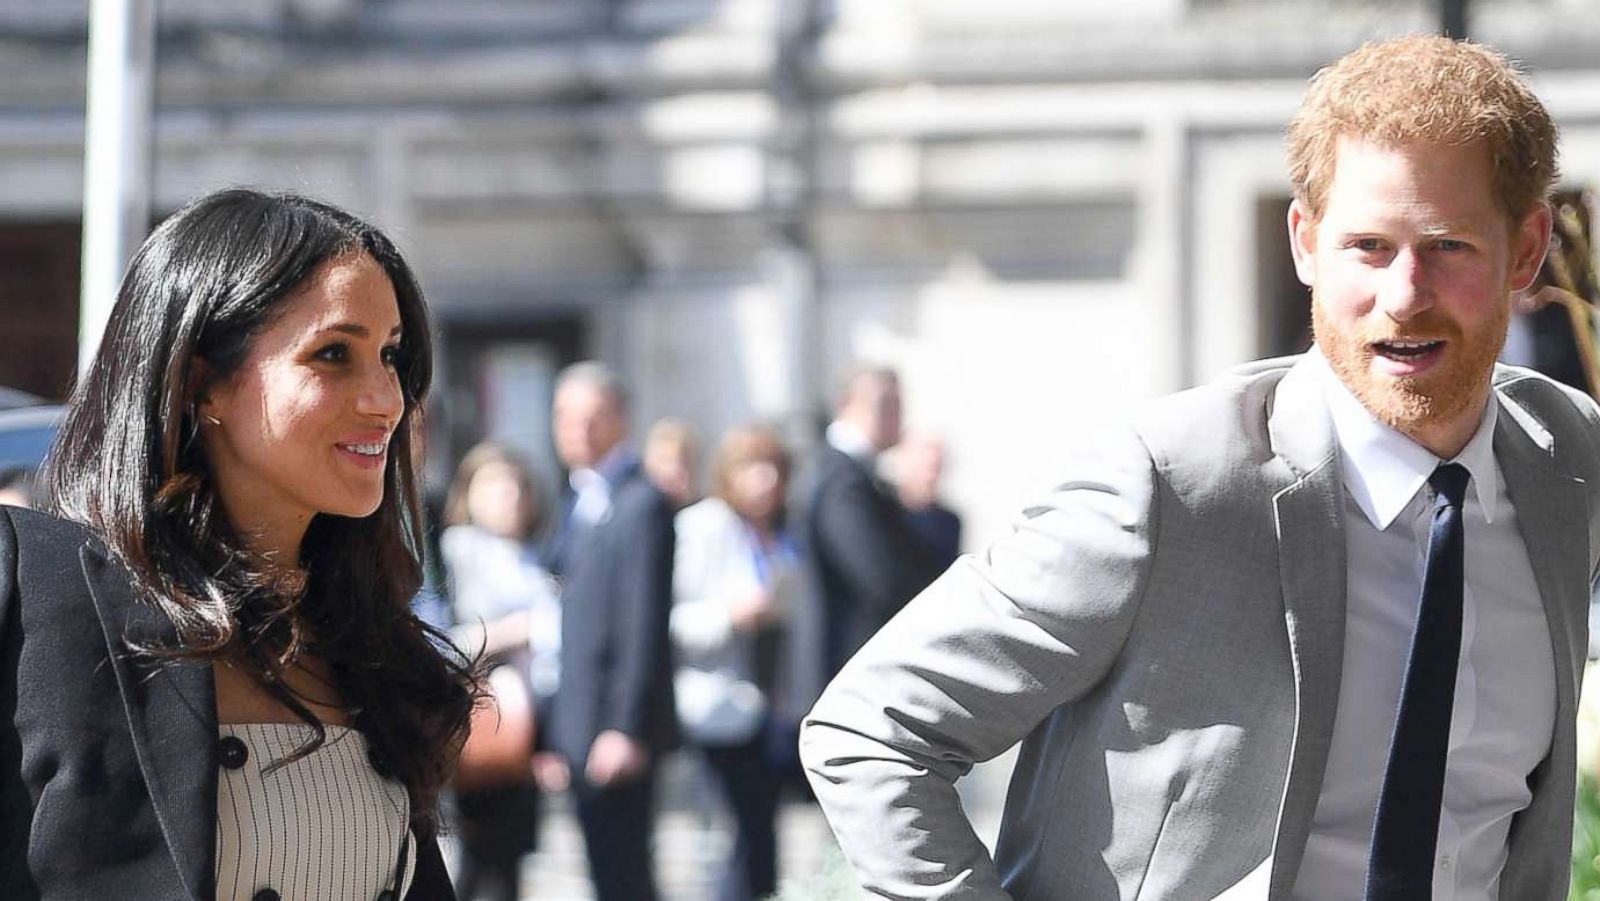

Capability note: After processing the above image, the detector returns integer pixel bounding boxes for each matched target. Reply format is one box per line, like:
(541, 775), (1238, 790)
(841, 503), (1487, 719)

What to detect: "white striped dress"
(214, 723), (415, 901)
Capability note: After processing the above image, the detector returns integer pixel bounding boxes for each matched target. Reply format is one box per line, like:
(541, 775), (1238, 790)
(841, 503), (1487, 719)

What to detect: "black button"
(377, 892), (396, 901)
(218, 735), (249, 770)
(251, 889), (280, 901)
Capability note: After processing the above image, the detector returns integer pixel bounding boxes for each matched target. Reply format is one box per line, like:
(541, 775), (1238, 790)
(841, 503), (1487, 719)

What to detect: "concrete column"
(79, 0), (155, 375)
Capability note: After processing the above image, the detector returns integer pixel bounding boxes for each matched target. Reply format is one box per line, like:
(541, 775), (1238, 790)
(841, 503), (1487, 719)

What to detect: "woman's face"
(466, 459), (530, 539)
(729, 458), (783, 526)
(199, 253), (405, 557)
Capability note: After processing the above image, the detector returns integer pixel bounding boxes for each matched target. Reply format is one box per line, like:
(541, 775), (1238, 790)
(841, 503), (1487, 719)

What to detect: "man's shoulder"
(1123, 355), (1295, 466)
(797, 444), (871, 497)
(1494, 363), (1600, 422)
(607, 470), (675, 525)
(1493, 363), (1600, 468)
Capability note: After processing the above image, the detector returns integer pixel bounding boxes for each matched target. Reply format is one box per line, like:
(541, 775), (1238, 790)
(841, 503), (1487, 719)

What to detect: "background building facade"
(3, 0), (1599, 548)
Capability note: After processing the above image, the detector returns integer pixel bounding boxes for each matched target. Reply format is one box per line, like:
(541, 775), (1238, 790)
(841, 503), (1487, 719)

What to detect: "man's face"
(843, 374), (903, 454)
(552, 381), (626, 471)
(1288, 136), (1549, 454)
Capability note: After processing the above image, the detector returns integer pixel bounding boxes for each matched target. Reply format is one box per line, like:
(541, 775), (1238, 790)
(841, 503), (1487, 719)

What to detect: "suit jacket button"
(377, 891), (397, 901)
(218, 735), (249, 770)
(251, 890), (280, 901)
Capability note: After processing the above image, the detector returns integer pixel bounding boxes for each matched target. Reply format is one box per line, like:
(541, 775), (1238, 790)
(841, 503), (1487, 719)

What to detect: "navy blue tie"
(1364, 462), (1470, 900)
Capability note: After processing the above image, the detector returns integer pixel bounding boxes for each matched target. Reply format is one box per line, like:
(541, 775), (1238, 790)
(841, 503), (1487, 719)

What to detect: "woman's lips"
(335, 440), (388, 470)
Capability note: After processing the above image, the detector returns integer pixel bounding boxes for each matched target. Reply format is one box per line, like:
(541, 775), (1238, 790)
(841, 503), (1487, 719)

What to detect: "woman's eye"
(314, 342), (349, 363)
(381, 344), (401, 368)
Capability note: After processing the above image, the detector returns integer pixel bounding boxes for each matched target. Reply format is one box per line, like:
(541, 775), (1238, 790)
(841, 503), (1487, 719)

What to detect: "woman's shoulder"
(676, 496), (739, 533)
(1, 505), (99, 558)
(0, 506), (105, 630)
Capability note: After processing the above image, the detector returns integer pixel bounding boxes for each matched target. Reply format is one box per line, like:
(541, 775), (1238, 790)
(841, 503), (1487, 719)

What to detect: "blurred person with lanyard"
(0, 188), (477, 900)
(440, 442), (562, 901)
(672, 423), (800, 901)
(539, 361), (677, 901)
(800, 36), (1600, 900)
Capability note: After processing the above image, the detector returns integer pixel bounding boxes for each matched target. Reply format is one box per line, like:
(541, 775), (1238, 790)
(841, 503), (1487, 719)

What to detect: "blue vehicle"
(0, 404), (62, 469)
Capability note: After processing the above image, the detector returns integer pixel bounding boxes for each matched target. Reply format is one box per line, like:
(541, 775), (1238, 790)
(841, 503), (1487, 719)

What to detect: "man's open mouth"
(1372, 339), (1444, 360)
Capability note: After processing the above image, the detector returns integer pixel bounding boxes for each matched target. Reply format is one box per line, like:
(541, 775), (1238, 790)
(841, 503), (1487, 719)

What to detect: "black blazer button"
(377, 891), (397, 901)
(218, 735), (249, 770)
(251, 889), (280, 901)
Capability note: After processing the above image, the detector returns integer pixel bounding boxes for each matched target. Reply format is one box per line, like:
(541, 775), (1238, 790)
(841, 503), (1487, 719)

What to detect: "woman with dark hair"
(671, 423), (798, 901)
(0, 188), (477, 900)
(439, 442), (559, 901)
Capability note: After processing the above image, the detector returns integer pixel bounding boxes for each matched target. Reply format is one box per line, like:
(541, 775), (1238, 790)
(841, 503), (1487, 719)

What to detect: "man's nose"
(1375, 247), (1433, 323)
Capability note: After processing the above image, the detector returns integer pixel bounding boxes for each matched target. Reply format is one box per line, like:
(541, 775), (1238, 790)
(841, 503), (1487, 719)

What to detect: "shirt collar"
(1309, 346), (1499, 530)
(826, 420), (877, 462)
(569, 444), (634, 494)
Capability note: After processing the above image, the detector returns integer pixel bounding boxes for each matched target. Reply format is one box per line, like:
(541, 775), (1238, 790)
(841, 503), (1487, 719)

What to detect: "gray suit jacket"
(799, 356), (1600, 900)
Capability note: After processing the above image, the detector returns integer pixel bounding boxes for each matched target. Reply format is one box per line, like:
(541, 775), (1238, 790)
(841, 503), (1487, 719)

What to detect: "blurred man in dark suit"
(794, 365), (941, 690)
(540, 361), (676, 901)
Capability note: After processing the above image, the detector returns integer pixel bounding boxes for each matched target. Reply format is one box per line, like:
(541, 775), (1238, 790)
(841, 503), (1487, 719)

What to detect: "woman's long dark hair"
(42, 187), (476, 839)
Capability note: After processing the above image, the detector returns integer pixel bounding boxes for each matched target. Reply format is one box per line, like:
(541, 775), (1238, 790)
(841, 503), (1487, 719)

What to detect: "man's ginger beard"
(1310, 289), (1507, 437)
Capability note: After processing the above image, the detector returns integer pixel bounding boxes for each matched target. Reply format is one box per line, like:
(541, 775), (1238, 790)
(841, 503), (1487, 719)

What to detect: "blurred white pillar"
(79, 0), (155, 376)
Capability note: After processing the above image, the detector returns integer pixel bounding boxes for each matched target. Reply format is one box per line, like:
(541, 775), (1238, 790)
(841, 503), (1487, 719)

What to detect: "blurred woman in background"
(0, 188), (476, 899)
(440, 442), (561, 901)
(670, 424), (798, 901)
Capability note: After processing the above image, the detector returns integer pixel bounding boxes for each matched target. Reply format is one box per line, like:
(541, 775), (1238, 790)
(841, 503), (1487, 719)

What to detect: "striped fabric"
(215, 723), (415, 901)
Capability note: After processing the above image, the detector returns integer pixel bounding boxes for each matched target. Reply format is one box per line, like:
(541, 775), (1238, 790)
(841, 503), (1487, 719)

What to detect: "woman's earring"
(203, 413), (221, 426)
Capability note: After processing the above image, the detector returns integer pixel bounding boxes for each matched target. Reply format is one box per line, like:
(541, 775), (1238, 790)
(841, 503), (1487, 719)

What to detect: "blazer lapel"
(1264, 358), (1349, 897)
(81, 544), (216, 901)
(1493, 385), (1587, 759)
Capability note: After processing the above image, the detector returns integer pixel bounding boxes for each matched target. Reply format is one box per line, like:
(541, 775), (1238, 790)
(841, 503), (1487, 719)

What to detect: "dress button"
(251, 889), (280, 901)
(218, 735), (249, 770)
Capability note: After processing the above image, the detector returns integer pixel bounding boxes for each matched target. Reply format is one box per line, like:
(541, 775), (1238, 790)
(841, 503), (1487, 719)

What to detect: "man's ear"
(1508, 201), (1553, 294)
(1287, 199), (1318, 288)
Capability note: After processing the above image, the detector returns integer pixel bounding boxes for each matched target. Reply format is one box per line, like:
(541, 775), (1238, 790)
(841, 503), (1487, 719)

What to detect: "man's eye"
(1352, 238), (1385, 253)
(1434, 238), (1469, 252)
(314, 343), (349, 363)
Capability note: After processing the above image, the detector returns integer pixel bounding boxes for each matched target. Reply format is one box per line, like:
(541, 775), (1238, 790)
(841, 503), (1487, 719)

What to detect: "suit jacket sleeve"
(604, 485), (677, 741)
(799, 425), (1159, 900)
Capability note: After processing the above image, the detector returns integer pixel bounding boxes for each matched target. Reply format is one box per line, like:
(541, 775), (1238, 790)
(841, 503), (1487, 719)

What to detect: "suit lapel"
(1493, 384), (1587, 769)
(81, 544), (216, 901)
(1264, 359), (1349, 897)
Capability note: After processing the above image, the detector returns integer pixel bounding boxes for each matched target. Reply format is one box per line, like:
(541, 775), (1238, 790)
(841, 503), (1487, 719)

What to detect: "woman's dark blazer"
(0, 505), (455, 900)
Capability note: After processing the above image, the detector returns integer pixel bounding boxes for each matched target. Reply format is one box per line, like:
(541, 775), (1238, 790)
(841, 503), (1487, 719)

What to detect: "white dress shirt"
(1293, 351), (1555, 901)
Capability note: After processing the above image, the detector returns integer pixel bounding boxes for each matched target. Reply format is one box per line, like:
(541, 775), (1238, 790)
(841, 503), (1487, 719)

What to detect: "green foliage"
(1573, 773), (1600, 900)
(770, 844), (863, 901)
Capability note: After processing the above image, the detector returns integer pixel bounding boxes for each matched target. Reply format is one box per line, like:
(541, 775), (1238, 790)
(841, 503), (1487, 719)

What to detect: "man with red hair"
(802, 35), (1596, 900)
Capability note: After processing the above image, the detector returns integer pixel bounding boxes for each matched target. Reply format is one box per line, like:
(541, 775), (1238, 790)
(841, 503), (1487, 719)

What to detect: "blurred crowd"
(421, 360), (963, 901)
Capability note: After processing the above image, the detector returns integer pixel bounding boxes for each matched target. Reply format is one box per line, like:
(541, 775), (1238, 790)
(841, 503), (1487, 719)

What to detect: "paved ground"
(445, 746), (1018, 900)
